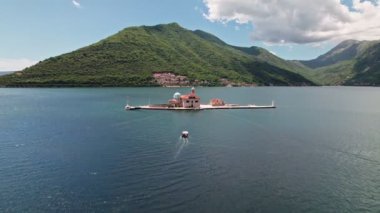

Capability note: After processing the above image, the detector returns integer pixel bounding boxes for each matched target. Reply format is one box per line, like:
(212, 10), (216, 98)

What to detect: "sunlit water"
(0, 87), (379, 212)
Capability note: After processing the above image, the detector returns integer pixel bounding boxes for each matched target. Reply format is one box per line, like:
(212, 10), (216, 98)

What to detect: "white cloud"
(72, 0), (81, 8)
(0, 58), (38, 71)
(309, 42), (328, 49)
(203, 0), (380, 44)
(263, 41), (294, 51)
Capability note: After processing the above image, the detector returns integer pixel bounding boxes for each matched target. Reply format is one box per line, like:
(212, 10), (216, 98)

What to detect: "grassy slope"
(0, 23), (315, 87)
(312, 60), (355, 85)
(345, 42), (380, 86)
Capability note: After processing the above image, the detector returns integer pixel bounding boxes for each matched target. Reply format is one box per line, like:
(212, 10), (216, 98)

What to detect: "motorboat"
(181, 131), (189, 139)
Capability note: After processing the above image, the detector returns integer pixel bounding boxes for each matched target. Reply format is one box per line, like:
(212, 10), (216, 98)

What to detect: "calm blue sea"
(0, 87), (379, 212)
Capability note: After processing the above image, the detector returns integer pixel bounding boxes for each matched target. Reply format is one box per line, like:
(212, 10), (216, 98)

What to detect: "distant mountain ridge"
(0, 23), (314, 87)
(296, 39), (380, 86)
(299, 40), (362, 69)
(0, 71), (15, 76)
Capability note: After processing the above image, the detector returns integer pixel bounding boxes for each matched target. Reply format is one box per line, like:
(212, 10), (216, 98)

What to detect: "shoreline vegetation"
(0, 71), (313, 88)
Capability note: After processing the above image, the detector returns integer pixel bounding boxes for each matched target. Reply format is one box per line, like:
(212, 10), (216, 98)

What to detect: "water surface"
(0, 87), (379, 212)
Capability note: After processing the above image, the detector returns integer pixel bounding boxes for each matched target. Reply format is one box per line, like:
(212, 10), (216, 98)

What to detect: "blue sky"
(1, 0), (379, 71)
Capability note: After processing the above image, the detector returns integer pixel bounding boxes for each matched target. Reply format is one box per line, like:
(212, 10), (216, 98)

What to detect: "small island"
(125, 87), (275, 111)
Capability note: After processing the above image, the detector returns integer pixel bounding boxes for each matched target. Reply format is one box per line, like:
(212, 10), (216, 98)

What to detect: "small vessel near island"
(181, 131), (189, 139)
(125, 87), (275, 111)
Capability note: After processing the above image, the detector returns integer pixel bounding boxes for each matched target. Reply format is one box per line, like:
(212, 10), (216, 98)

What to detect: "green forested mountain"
(299, 40), (362, 69)
(0, 23), (314, 87)
(297, 40), (380, 86)
(345, 42), (380, 85)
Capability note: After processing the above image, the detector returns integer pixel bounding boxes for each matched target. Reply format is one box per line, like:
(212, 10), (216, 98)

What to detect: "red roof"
(180, 93), (200, 100)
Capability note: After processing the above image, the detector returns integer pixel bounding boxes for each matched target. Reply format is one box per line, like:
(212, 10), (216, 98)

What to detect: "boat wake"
(174, 137), (189, 159)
